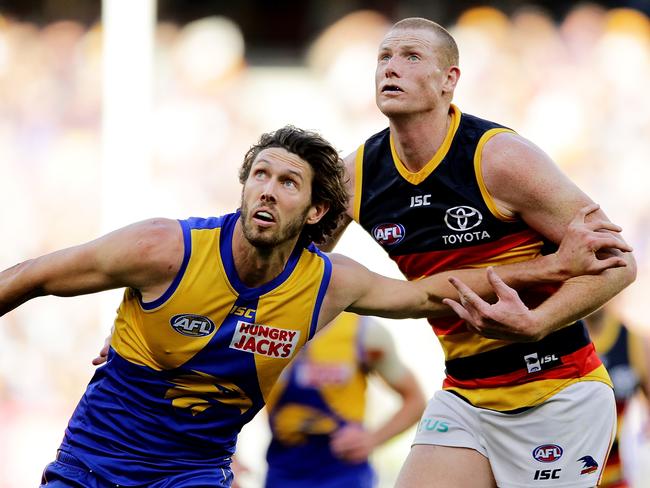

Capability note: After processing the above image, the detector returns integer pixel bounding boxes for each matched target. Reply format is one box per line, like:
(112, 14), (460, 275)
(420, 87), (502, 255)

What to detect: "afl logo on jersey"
(372, 223), (405, 246)
(444, 206), (483, 232)
(170, 314), (215, 337)
(533, 444), (564, 463)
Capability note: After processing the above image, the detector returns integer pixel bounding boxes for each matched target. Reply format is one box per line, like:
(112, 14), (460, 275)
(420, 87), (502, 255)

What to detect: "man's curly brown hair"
(239, 126), (349, 245)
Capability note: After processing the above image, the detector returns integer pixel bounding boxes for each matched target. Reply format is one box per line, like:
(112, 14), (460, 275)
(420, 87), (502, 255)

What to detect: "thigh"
(395, 445), (496, 488)
(482, 381), (616, 488)
(398, 391), (496, 487)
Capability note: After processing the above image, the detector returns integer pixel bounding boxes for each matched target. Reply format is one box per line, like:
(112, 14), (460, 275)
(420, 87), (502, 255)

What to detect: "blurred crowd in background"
(1, 2), (650, 487)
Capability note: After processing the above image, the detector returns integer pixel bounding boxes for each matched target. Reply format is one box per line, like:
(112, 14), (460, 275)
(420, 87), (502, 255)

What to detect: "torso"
(61, 211), (332, 485)
(354, 104), (610, 412)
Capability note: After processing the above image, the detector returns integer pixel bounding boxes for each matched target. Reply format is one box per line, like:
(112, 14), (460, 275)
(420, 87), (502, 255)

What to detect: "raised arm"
(0, 218), (183, 316)
(448, 132), (637, 340)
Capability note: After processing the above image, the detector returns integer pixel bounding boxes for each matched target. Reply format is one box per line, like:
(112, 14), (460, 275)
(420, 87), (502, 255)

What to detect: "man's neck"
(231, 220), (297, 288)
(389, 104), (452, 173)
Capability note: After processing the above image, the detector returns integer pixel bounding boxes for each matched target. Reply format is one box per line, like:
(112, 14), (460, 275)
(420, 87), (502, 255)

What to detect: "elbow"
(621, 253), (637, 288)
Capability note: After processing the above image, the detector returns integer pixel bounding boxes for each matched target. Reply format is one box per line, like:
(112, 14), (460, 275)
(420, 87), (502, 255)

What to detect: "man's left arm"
(467, 132), (636, 340)
(330, 319), (425, 463)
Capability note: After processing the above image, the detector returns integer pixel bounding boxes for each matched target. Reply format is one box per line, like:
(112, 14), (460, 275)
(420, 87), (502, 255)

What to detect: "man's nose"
(260, 179), (277, 202)
(384, 58), (400, 78)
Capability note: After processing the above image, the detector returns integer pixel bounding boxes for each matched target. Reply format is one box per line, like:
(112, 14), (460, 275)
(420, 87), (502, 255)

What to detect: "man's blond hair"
(391, 17), (459, 68)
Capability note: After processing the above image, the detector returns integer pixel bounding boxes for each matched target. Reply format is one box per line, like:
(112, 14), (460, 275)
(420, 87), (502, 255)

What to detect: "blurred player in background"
(584, 306), (650, 488)
(264, 312), (425, 487)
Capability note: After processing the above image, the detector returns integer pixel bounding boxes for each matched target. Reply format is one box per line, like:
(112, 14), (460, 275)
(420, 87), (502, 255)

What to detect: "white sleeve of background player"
(360, 319), (409, 385)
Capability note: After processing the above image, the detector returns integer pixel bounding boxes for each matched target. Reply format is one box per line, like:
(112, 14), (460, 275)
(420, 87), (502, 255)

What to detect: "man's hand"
(443, 267), (542, 342)
(330, 424), (376, 464)
(552, 204), (632, 280)
(91, 334), (111, 366)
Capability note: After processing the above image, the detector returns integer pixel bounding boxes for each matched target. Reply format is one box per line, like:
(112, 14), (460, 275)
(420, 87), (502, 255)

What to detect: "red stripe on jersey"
(429, 282), (560, 337)
(393, 229), (543, 280)
(442, 343), (602, 390)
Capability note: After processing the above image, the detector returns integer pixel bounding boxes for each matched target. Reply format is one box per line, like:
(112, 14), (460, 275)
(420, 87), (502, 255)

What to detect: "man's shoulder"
(182, 213), (233, 231)
(458, 109), (512, 133)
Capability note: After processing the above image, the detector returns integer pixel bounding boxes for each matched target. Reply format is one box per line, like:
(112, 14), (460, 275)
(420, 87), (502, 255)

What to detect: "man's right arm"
(0, 218), (183, 316)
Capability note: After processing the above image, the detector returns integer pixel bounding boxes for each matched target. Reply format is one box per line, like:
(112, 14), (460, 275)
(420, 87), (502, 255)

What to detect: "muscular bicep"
(482, 133), (611, 244)
(2, 219), (182, 307)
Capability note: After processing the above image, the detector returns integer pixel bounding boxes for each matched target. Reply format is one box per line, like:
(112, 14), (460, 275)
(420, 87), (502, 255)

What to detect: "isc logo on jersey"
(372, 223), (405, 246)
(230, 321), (301, 358)
(170, 314), (215, 337)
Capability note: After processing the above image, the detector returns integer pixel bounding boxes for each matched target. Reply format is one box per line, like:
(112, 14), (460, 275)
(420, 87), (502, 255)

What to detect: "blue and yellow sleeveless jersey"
(265, 312), (374, 486)
(354, 104), (610, 413)
(59, 211), (332, 485)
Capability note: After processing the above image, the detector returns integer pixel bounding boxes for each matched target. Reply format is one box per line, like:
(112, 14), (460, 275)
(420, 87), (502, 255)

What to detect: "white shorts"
(413, 381), (616, 487)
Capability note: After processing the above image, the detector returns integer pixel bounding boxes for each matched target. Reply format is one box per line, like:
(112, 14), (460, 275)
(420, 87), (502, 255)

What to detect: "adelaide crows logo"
(577, 455), (598, 475)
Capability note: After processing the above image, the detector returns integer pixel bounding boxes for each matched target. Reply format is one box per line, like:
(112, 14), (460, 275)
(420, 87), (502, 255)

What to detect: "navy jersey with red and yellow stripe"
(59, 211), (331, 485)
(353, 104), (609, 412)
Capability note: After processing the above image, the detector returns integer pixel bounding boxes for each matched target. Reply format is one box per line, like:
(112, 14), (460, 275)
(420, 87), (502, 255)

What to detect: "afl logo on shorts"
(372, 223), (405, 246)
(444, 206), (483, 232)
(170, 314), (215, 337)
(533, 444), (563, 463)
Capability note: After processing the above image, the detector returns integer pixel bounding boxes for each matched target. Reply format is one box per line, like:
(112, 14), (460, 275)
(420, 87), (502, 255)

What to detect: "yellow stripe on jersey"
(473, 127), (518, 221)
(390, 104), (462, 185)
(446, 364), (611, 411)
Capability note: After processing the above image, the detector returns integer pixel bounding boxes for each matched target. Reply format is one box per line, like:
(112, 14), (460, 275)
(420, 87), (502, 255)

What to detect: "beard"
(240, 200), (310, 249)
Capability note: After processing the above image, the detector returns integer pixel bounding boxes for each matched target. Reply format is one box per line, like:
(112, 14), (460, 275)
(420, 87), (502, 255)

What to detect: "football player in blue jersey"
(0, 125), (630, 488)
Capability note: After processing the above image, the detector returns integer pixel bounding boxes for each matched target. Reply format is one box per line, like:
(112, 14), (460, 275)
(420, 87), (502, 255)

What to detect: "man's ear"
(442, 65), (460, 95)
(306, 202), (329, 225)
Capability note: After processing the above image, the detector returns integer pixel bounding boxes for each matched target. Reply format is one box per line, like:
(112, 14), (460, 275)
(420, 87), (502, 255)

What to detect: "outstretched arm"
(0, 219), (183, 317)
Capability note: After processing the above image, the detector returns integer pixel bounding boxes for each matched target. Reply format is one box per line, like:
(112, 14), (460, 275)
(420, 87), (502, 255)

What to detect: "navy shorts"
(40, 450), (234, 488)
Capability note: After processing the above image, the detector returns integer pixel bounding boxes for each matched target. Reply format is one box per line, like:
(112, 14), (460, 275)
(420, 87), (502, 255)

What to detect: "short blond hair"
(391, 17), (459, 67)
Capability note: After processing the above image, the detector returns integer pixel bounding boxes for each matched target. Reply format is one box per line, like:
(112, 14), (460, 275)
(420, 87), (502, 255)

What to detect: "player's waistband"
(445, 321), (591, 381)
(56, 450), (86, 468)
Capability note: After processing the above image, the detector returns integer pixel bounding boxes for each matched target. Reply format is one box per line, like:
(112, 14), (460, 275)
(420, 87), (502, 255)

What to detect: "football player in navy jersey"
(321, 17), (636, 488)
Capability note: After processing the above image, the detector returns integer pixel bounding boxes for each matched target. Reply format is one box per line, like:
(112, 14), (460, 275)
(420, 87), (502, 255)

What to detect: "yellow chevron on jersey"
(390, 104), (462, 185)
